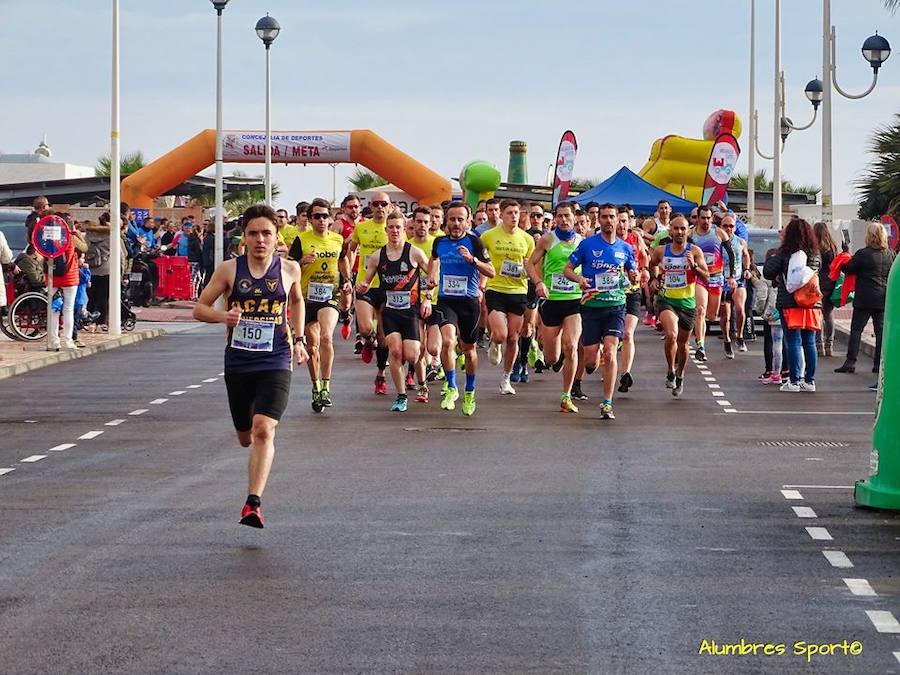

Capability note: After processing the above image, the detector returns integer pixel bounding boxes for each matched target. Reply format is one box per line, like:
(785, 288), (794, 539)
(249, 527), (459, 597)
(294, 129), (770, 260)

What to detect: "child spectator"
(73, 251), (92, 346)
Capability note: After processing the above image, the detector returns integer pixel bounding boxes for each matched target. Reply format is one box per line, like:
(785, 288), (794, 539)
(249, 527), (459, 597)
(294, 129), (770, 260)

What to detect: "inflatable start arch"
(121, 129), (452, 210)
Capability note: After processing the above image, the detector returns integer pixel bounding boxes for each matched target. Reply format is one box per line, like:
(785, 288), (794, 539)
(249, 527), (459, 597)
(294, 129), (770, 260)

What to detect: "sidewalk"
(133, 300), (196, 323)
(832, 306), (877, 359)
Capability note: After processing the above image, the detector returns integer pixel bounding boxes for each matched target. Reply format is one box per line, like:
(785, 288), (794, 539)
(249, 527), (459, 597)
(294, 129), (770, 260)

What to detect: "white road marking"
(20, 455), (47, 463)
(781, 489), (804, 500)
(728, 410), (874, 416)
(792, 506), (817, 518)
(704, 377), (716, 382)
(723, 408), (737, 413)
(708, 383), (721, 389)
(894, 651), (900, 664)
(168, 391), (186, 396)
(187, 384), (202, 389)
(783, 484), (854, 490)
(105, 419), (126, 426)
(843, 578), (877, 596)
(217, 372), (224, 376)
(806, 526), (833, 540)
(129, 409), (148, 416)
(712, 391), (725, 397)
(202, 378), (218, 383)
(0, 468), (15, 476)
(866, 610), (900, 633)
(78, 430), (104, 440)
(823, 550), (853, 568)
(149, 398), (168, 405)
(805, 458), (824, 461)
(48, 443), (76, 452)
(716, 400), (732, 406)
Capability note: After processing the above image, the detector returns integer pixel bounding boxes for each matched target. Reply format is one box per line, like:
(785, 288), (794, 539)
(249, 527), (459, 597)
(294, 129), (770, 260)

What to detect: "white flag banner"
(222, 131), (351, 163)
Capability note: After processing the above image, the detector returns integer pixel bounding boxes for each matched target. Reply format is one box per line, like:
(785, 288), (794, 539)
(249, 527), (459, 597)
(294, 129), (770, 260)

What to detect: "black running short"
(654, 296), (696, 332)
(427, 296), (481, 345)
(356, 287), (384, 308)
(224, 369), (292, 432)
(526, 281), (538, 310)
(381, 307), (420, 341)
(538, 298), (581, 328)
(305, 300), (339, 324)
(625, 291), (642, 317)
(485, 289), (527, 316)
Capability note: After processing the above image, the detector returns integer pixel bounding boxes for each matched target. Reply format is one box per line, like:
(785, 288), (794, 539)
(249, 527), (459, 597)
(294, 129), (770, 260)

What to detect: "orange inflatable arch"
(121, 129), (452, 210)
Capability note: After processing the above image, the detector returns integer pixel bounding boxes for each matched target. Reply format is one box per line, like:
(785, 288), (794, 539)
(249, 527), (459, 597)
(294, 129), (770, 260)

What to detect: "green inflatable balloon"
(459, 160), (501, 212)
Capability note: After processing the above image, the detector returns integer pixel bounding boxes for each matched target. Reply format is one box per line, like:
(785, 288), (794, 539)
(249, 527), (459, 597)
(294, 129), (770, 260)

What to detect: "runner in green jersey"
(526, 201), (583, 412)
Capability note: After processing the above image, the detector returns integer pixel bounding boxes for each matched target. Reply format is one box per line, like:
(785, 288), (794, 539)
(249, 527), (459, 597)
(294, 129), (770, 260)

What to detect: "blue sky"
(1, 0), (898, 208)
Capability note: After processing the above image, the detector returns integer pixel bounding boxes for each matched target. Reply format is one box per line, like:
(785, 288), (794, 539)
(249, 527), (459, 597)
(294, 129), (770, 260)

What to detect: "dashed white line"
(20, 455), (47, 463)
(843, 578), (877, 596)
(781, 489), (804, 500)
(866, 610), (900, 633)
(716, 400), (732, 406)
(792, 506), (817, 518)
(217, 372), (224, 376)
(78, 430), (104, 440)
(0, 468), (15, 476)
(187, 384), (202, 389)
(168, 391), (186, 396)
(149, 398), (168, 405)
(704, 377), (716, 382)
(708, 383), (721, 389)
(894, 651), (900, 664)
(712, 391), (725, 397)
(805, 457), (824, 462)
(48, 443), (76, 452)
(723, 408), (737, 413)
(727, 410), (874, 416)
(203, 378), (218, 383)
(806, 526), (833, 540)
(783, 484), (854, 490)
(129, 409), (148, 416)
(105, 419), (126, 426)
(823, 550), (854, 568)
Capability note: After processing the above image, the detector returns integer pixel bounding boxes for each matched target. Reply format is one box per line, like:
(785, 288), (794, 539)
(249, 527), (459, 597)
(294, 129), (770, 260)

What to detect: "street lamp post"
(108, 0), (121, 337)
(211, 0), (229, 271)
(821, 0), (891, 227)
(255, 14), (280, 207)
(748, 0), (756, 224)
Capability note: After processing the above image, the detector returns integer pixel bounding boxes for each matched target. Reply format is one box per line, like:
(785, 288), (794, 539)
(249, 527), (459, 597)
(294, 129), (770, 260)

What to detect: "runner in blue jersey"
(425, 202), (495, 415)
(564, 202), (638, 420)
(194, 204), (309, 529)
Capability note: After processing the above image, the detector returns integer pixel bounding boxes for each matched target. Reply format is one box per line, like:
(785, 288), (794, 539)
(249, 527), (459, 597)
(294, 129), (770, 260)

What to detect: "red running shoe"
(374, 375), (388, 395)
(340, 320), (352, 340)
(405, 371), (415, 390)
(239, 503), (264, 529)
(360, 336), (375, 364)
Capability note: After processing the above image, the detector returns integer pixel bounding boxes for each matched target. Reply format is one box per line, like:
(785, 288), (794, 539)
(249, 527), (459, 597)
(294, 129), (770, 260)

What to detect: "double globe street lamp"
(255, 14), (281, 207)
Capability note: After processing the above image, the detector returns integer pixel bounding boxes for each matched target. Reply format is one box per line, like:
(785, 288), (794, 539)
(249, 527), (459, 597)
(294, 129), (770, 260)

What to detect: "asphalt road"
(0, 323), (896, 674)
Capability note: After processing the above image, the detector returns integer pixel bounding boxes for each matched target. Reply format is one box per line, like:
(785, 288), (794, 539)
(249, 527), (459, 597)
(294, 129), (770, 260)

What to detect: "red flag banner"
(552, 130), (578, 208)
(701, 134), (740, 205)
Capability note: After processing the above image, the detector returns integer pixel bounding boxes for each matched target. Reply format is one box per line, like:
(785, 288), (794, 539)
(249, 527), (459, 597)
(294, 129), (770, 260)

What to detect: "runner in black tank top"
(356, 212), (432, 411)
(193, 205), (308, 529)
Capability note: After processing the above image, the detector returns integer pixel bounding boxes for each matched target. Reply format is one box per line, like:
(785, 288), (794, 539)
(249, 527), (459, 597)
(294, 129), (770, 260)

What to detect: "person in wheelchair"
(14, 246), (46, 293)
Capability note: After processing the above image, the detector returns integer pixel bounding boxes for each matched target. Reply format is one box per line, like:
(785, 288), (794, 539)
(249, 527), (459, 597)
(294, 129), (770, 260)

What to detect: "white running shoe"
(799, 380), (816, 392)
(499, 375), (516, 395)
(780, 380), (801, 392)
(488, 341), (503, 366)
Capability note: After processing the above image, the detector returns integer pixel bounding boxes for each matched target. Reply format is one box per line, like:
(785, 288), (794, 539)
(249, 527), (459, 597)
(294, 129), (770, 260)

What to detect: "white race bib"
(664, 270), (688, 289)
(386, 290), (412, 310)
(500, 259), (523, 279)
(551, 273), (576, 293)
(307, 282), (333, 303)
(594, 272), (620, 292)
(231, 318), (275, 352)
(442, 275), (468, 297)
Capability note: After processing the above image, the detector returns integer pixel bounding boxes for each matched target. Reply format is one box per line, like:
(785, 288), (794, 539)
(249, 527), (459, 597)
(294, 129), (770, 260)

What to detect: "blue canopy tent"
(572, 166), (696, 215)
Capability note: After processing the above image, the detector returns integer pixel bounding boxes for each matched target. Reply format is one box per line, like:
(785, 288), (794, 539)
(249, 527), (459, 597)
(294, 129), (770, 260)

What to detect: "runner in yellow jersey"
(408, 207), (437, 402)
(288, 198), (351, 412)
(480, 199), (535, 395)
(648, 215), (709, 397)
(348, 191), (391, 395)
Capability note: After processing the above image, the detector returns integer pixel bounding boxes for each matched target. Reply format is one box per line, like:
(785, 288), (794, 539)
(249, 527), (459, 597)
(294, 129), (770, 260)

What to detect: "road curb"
(0, 328), (167, 381)
(833, 323), (875, 359)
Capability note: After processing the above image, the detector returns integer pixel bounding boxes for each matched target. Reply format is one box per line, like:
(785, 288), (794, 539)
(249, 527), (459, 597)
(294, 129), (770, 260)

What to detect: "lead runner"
(194, 204), (309, 529)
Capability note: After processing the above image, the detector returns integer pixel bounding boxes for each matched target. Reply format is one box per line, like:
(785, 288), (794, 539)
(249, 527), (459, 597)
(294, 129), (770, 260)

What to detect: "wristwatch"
(293, 335), (307, 346)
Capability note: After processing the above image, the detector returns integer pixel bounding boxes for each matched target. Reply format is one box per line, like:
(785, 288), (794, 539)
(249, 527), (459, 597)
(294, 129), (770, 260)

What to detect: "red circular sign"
(31, 215), (71, 259)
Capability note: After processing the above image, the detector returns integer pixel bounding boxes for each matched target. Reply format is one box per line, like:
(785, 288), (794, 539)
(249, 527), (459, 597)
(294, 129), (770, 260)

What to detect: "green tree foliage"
(95, 151), (145, 176)
(729, 169), (820, 196)
(347, 168), (387, 192)
(223, 170), (281, 216)
(569, 177), (598, 192)
(857, 113), (900, 220)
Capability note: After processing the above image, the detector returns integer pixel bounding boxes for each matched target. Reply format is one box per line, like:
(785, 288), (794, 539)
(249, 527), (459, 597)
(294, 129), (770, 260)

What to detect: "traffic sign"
(31, 214), (71, 259)
(881, 215), (899, 250)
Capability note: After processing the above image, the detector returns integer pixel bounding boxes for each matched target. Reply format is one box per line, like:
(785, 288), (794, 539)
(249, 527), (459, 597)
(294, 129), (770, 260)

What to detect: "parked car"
(0, 209), (29, 256)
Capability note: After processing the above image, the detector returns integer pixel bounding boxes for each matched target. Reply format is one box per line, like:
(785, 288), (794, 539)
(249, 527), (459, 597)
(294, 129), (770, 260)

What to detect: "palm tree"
(884, 0), (899, 13)
(347, 168), (387, 192)
(569, 177), (598, 192)
(729, 169), (820, 195)
(856, 113), (900, 220)
(223, 170), (281, 216)
(95, 151), (145, 176)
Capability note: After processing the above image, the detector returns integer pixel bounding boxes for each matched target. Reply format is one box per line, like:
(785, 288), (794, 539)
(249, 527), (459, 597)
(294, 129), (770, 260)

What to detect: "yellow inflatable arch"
(121, 129), (452, 210)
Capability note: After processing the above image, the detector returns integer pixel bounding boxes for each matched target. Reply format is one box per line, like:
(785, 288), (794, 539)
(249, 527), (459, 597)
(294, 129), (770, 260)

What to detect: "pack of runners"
(193, 196), (753, 527)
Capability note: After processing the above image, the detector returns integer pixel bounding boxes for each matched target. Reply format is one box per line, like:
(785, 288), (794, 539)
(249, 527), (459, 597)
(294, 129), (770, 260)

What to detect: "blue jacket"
(75, 266), (91, 307)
